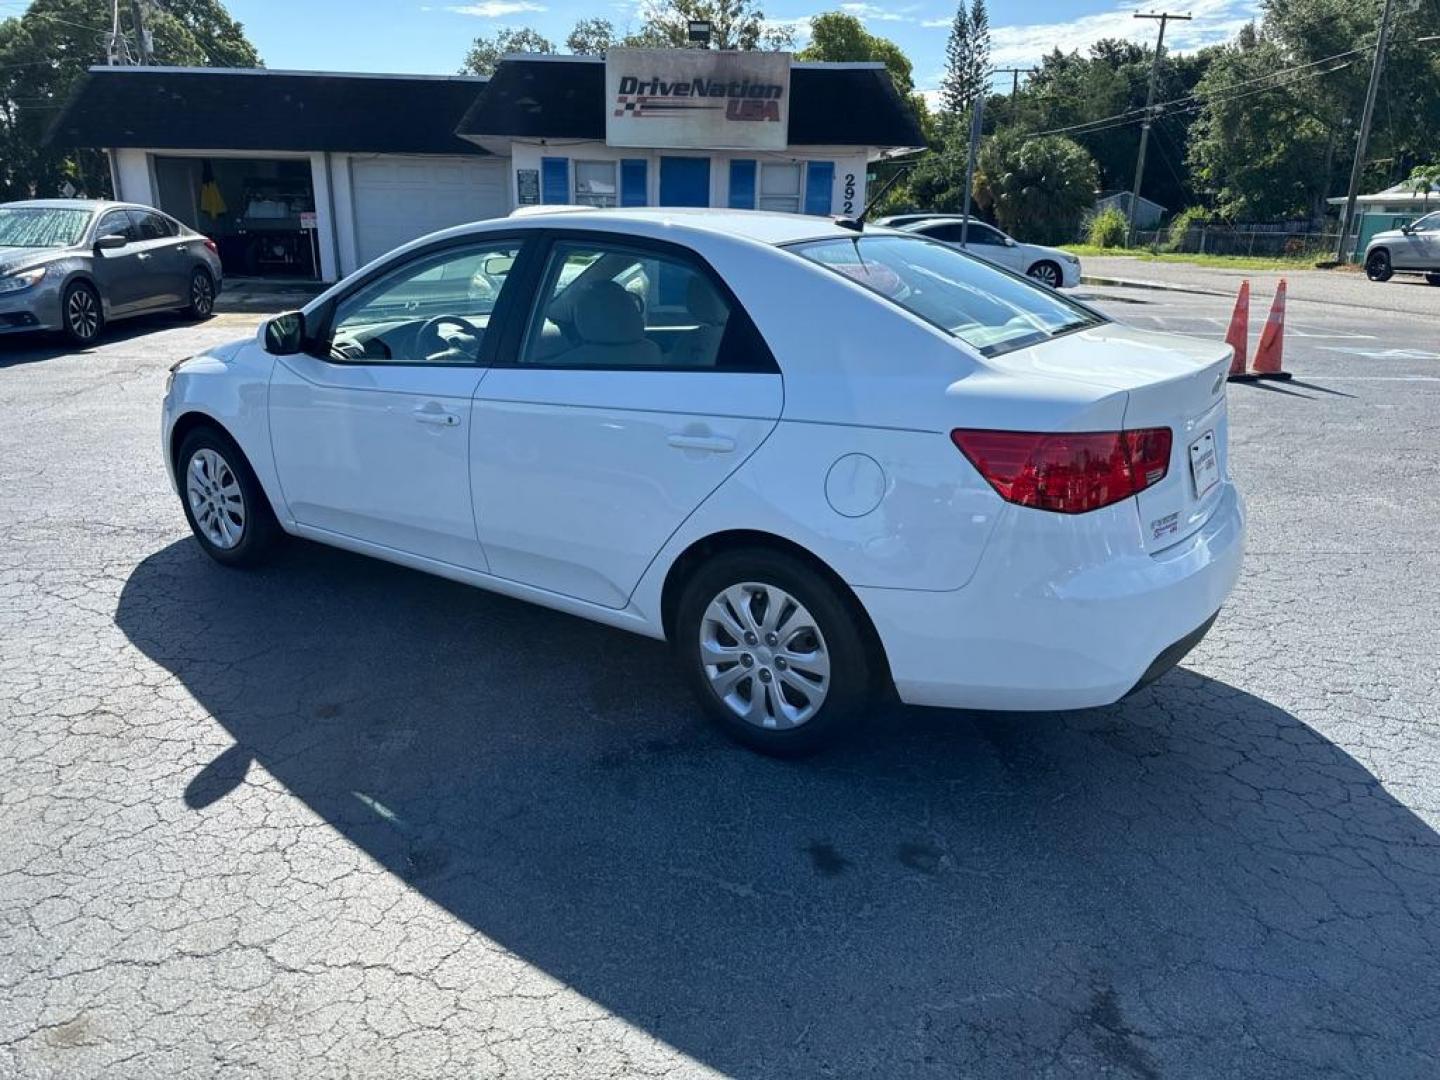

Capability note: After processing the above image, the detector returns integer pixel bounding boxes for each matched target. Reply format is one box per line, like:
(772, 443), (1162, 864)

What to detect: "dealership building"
(50, 50), (923, 283)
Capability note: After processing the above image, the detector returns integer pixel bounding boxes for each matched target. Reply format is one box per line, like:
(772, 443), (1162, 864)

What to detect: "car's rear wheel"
(675, 548), (872, 756)
(176, 426), (280, 567)
(1366, 249), (1393, 282)
(1027, 260), (1063, 289)
(61, 281), (103, 346)
(184, 268), (216, 319)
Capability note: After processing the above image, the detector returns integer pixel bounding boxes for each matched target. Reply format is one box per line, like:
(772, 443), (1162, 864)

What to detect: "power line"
(1023, 47), (1367, 141)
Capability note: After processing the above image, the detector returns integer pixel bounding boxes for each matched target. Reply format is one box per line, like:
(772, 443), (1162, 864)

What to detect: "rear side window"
(791, 234), (1102, 356)
(518, 240), (770, 372)
(130, 211), (178, 240)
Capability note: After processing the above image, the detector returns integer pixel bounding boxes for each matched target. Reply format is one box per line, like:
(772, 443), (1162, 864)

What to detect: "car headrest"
(573, 280), (645, 345)
(686, 276), (728, 325)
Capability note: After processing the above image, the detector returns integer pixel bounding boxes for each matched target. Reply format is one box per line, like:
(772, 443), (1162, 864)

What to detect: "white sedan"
(162, 209), (1243, 755)
(898, 216), (1082, 289)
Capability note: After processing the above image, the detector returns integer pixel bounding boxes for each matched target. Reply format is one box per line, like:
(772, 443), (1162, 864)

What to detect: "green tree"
(631, 0), (794, 51)
(797, 11), (912, 96)
(939, 0), (989, 114)
(565, 18), (615, 55)
(1189, 0), (1440, 222)
(1005, 39), (1212, 215)
(460, 27), (555, 75)
(972, 130), (1098, 244)
(0, 0), (260, 201)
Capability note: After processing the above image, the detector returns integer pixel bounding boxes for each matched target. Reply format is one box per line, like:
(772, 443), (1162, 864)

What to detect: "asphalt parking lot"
(2, 279), (1438, 1079)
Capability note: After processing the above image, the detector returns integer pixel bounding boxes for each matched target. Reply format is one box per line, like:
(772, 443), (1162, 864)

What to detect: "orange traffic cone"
(1251, 279), (1292, 381)
(1224, 280), (1251, 382)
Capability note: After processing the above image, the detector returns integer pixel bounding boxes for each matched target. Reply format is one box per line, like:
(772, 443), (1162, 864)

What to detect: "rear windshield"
(790, 234), (1103, 356)
(0, 207), (92, 248)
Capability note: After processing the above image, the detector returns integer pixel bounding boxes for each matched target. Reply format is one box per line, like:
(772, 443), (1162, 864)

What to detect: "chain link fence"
(1090, 226), (1342, 260)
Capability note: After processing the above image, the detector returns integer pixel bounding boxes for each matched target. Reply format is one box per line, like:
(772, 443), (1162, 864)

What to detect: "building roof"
(1325, 179), (1440, 206)
(49, 67), (491, 156)
(454, 55), (925, 148)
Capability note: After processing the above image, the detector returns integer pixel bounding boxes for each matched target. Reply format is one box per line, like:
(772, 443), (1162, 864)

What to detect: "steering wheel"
(415, 314), (483, 358)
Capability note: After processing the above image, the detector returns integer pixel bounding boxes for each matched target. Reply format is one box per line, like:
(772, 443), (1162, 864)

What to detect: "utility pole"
(994, 67), (1032, 98)
(959, 95), (985, 247)
(1127, 11), (1190, 246)
(1334, 0), (1396, 262)
(129, 0), (154, 65)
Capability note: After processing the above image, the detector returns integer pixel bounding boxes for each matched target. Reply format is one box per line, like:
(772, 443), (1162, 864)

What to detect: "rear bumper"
(857, 482), (1245, 711)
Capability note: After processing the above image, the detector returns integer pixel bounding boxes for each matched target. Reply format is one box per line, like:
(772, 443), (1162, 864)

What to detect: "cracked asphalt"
(2, 285), (1438, 1079)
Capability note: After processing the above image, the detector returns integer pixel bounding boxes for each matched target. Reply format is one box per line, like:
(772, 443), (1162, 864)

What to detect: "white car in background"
(162, 209), (1242, 755)
(1363, 210), (1440, 284)
(898, 216), (1082, 289)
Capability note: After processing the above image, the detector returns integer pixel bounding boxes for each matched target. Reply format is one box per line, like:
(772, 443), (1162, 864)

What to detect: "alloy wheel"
(191, 272), (214, 315)
(699, 582), (831, 729)
(186, 448), (246, 550)
(1028, 262), (1061, 289)
(67, 288), (99, 341)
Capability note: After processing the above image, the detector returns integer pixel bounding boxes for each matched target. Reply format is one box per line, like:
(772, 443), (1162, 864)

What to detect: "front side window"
(965, 224), (1007, 246)
(95, 210), (139, 242)
(520, 241), (734, 369)
(328, 241), (521, 364)
(574, 161), (618, 208)
(0, 206), (93, 248)
(792, 234), (1103, 356)
(759, 163), (802, 213)
(1410, 212), (1440, 232)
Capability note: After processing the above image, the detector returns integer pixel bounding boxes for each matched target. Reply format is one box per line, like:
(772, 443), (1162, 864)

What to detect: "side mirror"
(481, 254), (515, 278)
(262, 311), (307, 355)
(94, 233), (128, 251)
(1401, 224), (1415, 235)
(1005, 237), (1018, 247)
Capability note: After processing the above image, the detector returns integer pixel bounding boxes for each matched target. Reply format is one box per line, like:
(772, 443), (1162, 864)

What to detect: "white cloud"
(841, 3), (920, 23)
(986, 0), (1259, 67)
(446, 2), (547, 16)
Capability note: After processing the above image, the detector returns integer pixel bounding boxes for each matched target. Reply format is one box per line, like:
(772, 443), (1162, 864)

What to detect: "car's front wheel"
(184, 268), (216, 319)
(61, 281), (103, 346)
(1027, 260), (1063, 289)
(176, 426), (280, 567)
(675, 549), (873, 756)
(1366, 249), (1393, 282)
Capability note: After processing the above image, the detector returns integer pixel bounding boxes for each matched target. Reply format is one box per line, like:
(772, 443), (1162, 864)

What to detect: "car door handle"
(413, 406), (461, 427)
(135, 252), (150, 260)
(667, 433), (735, 453)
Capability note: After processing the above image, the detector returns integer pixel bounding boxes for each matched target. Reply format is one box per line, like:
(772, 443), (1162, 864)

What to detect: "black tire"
(674, 548), (873, 756)
(184, 267), (216, 320)
(1027, 260), (1063, 289)
(175, 425), (282, 568)
(1366, 249), (1393, 282)
(61, 280), (103, 346)
(1425, 272), (1440, 287)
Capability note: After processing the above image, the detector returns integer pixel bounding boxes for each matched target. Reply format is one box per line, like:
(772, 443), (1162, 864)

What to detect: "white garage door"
(351, 155), (509, 265)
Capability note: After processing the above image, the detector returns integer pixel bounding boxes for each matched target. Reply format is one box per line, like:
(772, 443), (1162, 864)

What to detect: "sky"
(12, 0), (1263, 102)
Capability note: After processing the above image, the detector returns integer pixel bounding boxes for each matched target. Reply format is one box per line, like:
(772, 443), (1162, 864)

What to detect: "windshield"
(0, 207), (93, 249)
(790, 234), (1102, 356)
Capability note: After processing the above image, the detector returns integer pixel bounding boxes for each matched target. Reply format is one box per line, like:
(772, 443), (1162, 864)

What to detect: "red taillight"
(951, 427), (1173, 514)
(203, 237), (218, 255)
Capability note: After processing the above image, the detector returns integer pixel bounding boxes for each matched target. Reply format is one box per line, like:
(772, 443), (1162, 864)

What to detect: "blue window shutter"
(804, 162), (835, 216)
(541, 157), (569, 205)
(620, 159), (647, 207)
(729, 160), (757, 209)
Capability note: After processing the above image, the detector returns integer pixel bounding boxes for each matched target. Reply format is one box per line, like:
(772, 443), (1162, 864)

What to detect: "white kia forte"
(162, 209), (1244, 754)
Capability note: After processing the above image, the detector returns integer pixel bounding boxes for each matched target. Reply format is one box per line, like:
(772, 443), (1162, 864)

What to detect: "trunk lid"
(982, 322), (1233, 551)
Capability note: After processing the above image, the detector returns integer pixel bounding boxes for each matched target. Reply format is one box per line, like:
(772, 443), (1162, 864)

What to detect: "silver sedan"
(0, 199), (224, 346)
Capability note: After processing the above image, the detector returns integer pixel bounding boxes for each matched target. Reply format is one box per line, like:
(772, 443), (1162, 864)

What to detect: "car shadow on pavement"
(0, 314), (188, 368)
(115, 538), (1440, 1077)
